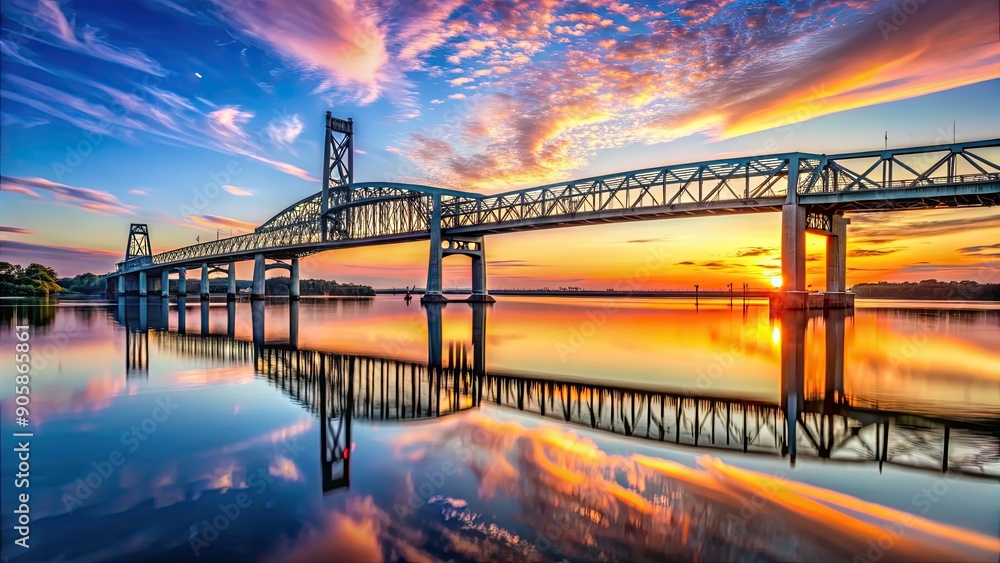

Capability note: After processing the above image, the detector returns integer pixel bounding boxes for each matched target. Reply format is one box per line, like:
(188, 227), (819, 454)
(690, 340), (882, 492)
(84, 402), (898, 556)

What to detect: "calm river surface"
(1, 296), (998, 562)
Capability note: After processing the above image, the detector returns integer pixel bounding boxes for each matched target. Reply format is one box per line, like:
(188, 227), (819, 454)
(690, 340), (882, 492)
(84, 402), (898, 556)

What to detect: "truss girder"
(115, 139), (999, 275)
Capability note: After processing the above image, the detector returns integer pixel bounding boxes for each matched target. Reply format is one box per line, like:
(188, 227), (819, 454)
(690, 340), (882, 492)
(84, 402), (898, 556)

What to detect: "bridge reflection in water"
(113, 298), (1000, 494)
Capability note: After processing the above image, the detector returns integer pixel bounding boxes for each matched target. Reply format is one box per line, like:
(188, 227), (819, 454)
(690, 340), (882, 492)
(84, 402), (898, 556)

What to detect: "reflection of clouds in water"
(281, 495), (432, 563)
(379, 412), (1000, 562)
(172, 366), (256, 386)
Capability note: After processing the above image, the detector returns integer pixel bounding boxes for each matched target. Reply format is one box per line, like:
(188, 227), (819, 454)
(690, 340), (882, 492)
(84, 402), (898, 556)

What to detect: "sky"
(0, 0), (998, 290)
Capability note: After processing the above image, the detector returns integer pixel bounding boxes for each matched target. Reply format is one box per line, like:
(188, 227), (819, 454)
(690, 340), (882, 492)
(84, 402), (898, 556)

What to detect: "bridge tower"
(320, 112), (354, 242)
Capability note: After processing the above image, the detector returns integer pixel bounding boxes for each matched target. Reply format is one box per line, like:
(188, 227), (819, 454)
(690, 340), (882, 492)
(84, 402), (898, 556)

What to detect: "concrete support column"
(117, 275), (125, 295)
(139, 296), (148, 330)
(289, 300), (299, 348)
(138, 271), (147, 297)
(422, 194), (447, 303)
(252, 254), (266, 300)
(178, 268), (187, 295)
(290, 257), (300, 300)
(161, 270), (169, 298)
(771, 203), (808, 309)
(201, 263), (210, 300)
(227, 263), (236, 301)
(177, 295), (187, 334)
(826, 212), (847, 293)
(200, 300), (210, 335)
(226, 301), (236, 338)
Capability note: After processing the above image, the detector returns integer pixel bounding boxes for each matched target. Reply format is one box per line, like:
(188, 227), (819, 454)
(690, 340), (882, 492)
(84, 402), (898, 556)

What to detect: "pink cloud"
(0, 226), (33, 235)
(210, 0), (397, 105)
(1, 175), (135, 215)
(222, 185), (254, 197)
(186, 214), (259, 232)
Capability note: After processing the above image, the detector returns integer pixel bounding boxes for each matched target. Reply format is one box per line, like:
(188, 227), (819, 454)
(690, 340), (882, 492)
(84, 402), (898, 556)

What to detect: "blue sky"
(1, 0), (998, 286)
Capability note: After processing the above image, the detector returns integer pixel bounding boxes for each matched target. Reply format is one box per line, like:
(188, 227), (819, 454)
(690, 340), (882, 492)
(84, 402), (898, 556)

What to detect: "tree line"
(851, 280), (999, 300)
(0, 261), (375, 297)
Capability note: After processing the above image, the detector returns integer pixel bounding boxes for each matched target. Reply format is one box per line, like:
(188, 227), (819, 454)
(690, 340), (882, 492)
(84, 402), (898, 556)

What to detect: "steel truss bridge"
(114, 301), (1000, 487)
(107, 113), (1000, 308)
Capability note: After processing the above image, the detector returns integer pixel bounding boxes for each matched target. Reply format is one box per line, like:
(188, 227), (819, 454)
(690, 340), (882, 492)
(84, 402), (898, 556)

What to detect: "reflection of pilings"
(426, 303), (443, 368)
(126, 329), (148, 378)
(471, 303), (487, 375)
(251, 299), (265, 358)
(825, 308), (846, 407)
(779, 310), (807, 464)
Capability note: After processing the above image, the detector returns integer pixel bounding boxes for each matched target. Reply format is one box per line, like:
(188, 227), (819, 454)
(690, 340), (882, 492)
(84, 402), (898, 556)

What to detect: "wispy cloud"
(17, 0), (166, 75)
(186, 214), (259, 232)
(1, 175), (135, 215)
(222, 185), (254, 197)
(735, 247), (773, 257)
(0, 226), (33, 235)
(958, 242), (1000, 255)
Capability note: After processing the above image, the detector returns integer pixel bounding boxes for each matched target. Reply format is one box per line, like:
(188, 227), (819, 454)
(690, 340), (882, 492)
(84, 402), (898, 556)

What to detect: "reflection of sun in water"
(770, 275), (783, 288)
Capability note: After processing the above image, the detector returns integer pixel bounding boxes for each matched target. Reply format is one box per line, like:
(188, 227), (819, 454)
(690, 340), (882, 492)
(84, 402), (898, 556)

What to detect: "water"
(1, 296), (998, 562)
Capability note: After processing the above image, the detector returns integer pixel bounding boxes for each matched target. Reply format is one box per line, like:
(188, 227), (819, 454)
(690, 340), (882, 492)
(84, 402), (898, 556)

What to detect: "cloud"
(398, 0), (1000, 189)
(676, 261), (695, 266)
(186, 214), (259, 232)
(223, 185), (254, 197)
(958, 242), (1000, 255)
(627, 237), (669, 244)
(0, 240), (120, 276)
(0, 74), (317, 182)
(128, 188), (152, 196)
(430, 99), (444, 104)
(449, 77), (474, 86)
(209, 0), (403, 106)
(1, 176), (135, 215)
(448, 93), (467, 100)
(0, 226), (33, 235)
(16, 0), (166, 75)
(265, 114), (304, 146)
(735, 247), (773, 257)
(853, 214), (1000, 241)
(848, 248), (901, 257)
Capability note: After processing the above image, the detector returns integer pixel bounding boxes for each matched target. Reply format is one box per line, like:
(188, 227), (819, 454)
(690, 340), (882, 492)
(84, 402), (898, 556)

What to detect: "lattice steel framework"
(115, 138), (1000, 274)
(125, 223), (151, 261)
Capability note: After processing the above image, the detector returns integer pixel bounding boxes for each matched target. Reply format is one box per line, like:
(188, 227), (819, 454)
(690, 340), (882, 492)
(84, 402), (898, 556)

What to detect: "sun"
(770, 275), (783, 288)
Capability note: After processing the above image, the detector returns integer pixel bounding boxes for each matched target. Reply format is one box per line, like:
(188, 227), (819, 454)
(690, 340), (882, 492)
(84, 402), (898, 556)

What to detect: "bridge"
(106, 113), (1000, 309)
(113, 298), (1000, 486)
